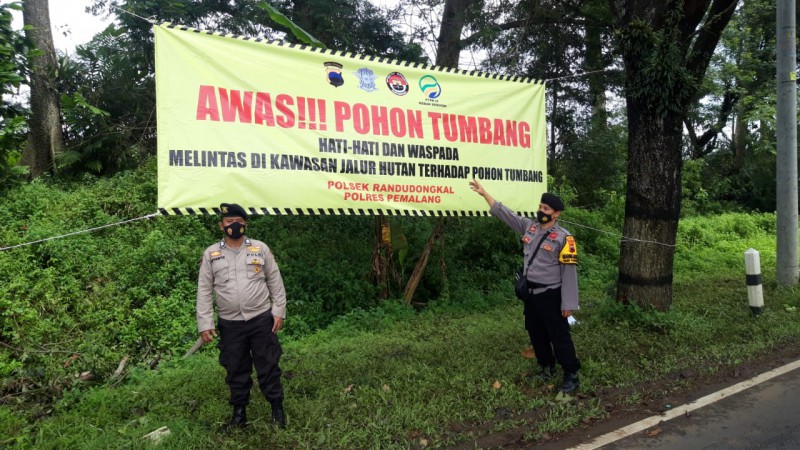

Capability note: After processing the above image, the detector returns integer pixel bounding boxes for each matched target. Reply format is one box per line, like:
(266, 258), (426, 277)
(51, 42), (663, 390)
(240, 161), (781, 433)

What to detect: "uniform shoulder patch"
(559, 235), (578, 264)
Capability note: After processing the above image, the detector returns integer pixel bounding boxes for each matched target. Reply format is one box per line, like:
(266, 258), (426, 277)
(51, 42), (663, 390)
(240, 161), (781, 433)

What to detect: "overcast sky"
(5, 0), (115, 54)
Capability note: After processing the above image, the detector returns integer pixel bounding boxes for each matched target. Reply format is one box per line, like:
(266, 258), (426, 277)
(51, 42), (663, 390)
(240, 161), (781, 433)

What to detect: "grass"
(3, 213), (800, 448)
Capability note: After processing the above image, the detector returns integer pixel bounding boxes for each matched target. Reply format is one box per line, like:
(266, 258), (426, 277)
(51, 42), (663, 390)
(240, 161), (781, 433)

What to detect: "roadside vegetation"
(2, 163), (798, 448)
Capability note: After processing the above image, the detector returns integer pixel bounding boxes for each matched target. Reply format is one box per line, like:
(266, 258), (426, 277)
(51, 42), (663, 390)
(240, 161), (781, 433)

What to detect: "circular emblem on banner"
(324, 61), (344, 87)
(386, 72), (409, 96)
(419, 75), (442, 99)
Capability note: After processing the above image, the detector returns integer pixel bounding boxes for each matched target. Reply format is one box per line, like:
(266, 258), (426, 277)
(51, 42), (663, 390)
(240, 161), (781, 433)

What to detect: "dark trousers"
(217, 311), (283, 406)
(523, 287), (580, 373)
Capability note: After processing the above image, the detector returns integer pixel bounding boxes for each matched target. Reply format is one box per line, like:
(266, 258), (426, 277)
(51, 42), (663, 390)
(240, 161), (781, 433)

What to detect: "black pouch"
(514, 267), (528, 300)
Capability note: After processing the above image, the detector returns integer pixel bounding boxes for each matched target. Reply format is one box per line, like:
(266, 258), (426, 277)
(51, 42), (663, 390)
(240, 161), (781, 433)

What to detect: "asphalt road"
(577, 361), (800, 450)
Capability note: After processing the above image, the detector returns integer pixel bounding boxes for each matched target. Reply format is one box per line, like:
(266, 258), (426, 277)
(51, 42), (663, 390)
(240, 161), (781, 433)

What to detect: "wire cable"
(108, 4), (156, 24)
(558, 219), (675, 248)
(0, 213), (160, 252)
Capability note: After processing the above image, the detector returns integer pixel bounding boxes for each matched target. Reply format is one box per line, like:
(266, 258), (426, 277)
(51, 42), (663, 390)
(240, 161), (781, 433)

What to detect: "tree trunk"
(611, 0), (738, 311)
(401, 0), (471, 303)
(370, 215), (391, 299)
(435, 0), (475, 67)
(616, 106), (683, 311)
(732, 112), (746, 172)
(403, 218), (446, 304)
(549, 84), (558, 162)
(20, 0), (63, 177)
(585, 22), (607, 131)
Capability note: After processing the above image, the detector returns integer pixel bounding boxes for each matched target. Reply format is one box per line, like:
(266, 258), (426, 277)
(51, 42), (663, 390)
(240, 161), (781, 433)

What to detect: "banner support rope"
(0, 213), (160, 252)
(557, 219), (675, 248)
(108, 4), (157, 24)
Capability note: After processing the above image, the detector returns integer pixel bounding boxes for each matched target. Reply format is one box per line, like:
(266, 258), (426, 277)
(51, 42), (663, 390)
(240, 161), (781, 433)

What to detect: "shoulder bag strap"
(522, 233), (549, 276)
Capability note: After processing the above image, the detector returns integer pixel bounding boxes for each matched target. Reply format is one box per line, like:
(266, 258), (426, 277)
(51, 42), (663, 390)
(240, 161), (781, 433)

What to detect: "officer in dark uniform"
(469, 180), (581, 393)
(196, 203), (288, 429)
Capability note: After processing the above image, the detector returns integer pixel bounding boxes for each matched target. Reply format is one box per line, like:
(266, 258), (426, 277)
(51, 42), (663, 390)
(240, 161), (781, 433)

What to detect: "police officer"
(196, 203), (288, 429)
(469, 180), (581, 393)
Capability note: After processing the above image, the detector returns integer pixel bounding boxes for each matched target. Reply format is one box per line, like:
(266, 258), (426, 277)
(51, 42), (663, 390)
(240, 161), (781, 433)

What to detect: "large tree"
(20, 0), (64, 177)
(610, 0), (738, 310)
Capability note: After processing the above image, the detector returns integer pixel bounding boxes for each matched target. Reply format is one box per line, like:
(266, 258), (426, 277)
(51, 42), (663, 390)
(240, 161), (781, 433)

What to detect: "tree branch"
(685, 0), (738, 85)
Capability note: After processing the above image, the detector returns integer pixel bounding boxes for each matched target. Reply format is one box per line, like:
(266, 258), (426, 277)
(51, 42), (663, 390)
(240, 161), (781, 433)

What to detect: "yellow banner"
(155, 24), (547, 216)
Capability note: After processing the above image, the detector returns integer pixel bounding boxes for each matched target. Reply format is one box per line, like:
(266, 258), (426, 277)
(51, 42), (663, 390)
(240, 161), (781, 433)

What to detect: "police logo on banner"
(386, 72), (409, 96)
(354, 67), (378, 92)
(324, 62), (344, 87)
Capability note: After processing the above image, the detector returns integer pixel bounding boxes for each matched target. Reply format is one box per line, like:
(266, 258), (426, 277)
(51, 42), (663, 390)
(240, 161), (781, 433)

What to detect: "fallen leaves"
(63, 354), (79, 368)
(520, 347), (536, 359)
(492, 380), (502, 390)
(555, 391), (573, 402)
(645, 427), (663, 437)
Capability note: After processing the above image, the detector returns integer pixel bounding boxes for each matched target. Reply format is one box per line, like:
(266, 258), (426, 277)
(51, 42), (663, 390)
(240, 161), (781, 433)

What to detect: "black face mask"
(223, 222), (246, 239)
(536, 211), (553, 224)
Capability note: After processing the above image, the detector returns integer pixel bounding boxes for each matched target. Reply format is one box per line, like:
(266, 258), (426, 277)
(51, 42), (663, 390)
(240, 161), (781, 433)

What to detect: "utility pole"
(776, 0), (798, 285)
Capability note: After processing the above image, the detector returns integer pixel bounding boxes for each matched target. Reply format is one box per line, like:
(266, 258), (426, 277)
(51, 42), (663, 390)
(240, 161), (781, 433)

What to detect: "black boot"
(560, 371), (580, 394)
(532, 364), (557, 382)
(270, 400), (286, 428)
(224, 405), (247, 431)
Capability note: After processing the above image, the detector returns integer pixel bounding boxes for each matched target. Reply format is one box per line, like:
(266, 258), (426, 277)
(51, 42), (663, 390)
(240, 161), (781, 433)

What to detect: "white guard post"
(744, 248), (764, 315)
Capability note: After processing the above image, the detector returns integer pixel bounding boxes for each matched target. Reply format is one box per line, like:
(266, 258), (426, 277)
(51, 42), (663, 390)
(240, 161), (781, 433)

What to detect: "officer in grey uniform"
(469, 180), (581, 393)
(196, 203), (288, 429)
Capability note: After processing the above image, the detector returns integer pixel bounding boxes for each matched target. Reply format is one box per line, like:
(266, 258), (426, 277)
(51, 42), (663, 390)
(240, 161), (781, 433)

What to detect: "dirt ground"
(445, 340), (800, 450)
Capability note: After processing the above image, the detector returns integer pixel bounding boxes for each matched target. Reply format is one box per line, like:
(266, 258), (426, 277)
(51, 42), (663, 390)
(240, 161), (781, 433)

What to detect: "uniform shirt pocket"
(246, 257), (265, 279)
(539, 241), (561, 263)
(211, 259), (230, 284)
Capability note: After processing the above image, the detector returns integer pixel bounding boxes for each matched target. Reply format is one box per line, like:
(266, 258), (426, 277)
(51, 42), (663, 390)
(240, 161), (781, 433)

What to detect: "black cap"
(220, 203), (248, 220)
(540, 193), (564, 211)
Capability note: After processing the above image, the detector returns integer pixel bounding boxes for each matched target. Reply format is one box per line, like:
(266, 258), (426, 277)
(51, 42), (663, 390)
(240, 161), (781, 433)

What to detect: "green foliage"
(592, 297), (678, 334)
(6, 240), (800, 448)
(0, 164), (530, 398)
(0, 407), (29, 447)
(54, 25), (156, 177)
(257, 1), (326, 48)
(693, 137), (778, 212)
(675, 211), (776, 283)
(682, 0), (784, 212)
(58, 92), (113, 174)
(0, 1), (29, 187)
(555, 123), (627, 207)
(2, 164), (798, 448)
(615, 17), (696, 116)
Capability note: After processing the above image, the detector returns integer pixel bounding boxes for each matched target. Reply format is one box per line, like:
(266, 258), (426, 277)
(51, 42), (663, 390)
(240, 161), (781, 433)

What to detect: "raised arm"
(469, 178), (496, 207)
